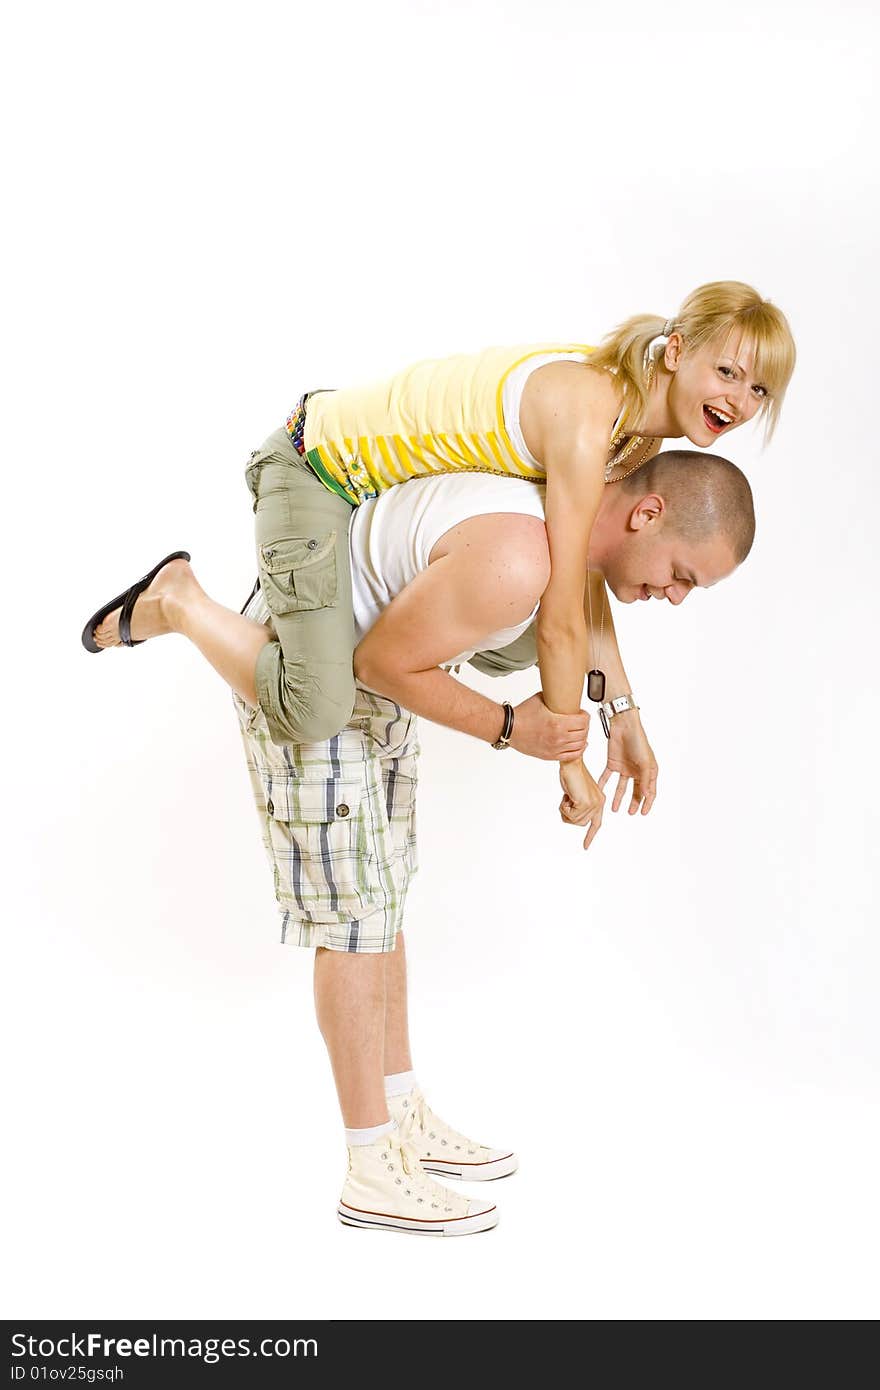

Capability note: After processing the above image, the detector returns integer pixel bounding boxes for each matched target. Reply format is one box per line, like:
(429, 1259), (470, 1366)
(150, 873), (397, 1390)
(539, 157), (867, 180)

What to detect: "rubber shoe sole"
(421, 1152), (518, 1182)
(337, 1201), (498, 1236)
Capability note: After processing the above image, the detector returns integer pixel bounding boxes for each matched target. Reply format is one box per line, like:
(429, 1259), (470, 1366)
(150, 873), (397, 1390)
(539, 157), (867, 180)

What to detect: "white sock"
(345, 1118), (397, 1147)
(384, 1069), (418, 1098)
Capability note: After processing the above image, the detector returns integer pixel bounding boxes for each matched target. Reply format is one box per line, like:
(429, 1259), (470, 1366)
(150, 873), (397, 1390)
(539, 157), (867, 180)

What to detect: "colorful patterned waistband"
(285, 392), (310, 456)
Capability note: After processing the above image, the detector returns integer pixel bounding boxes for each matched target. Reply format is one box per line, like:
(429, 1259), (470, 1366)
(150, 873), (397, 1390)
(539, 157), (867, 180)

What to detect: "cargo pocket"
(259, 533), (338, 615)
(381, 762), (419, 874)
(264, 775), (380, 920)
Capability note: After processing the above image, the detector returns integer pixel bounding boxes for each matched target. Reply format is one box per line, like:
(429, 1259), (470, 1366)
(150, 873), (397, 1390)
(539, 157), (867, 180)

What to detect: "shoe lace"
(379, 1132), (466, 1214)
(398, 1090), (483, 1158)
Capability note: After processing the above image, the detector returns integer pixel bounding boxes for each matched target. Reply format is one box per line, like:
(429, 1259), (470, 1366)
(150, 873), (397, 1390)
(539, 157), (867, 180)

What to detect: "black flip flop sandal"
(81, 550), (192, 653)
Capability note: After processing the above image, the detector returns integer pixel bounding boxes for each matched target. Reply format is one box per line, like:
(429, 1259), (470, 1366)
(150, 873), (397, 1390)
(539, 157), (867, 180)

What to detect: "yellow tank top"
(299, 343), (659, 505)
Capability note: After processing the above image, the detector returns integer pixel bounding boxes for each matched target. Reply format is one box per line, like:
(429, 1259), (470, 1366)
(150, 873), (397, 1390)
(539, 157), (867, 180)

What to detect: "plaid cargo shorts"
(234, 656), (419, 953)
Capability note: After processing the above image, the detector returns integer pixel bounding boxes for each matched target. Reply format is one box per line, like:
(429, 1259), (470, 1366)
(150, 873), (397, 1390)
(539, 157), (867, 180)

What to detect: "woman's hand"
(559, 759), (605, 850)
(597, 710), (658, 815)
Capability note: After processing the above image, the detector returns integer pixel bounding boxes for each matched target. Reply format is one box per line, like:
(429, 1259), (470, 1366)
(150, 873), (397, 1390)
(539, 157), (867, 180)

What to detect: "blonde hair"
(590, 281), (796, 441)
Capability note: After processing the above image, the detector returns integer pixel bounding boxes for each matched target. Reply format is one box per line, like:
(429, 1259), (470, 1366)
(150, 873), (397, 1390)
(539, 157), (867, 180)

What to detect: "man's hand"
(508, 694), (589, 761)
(597, 710), (658, 815)
(559, 759), (605, 850)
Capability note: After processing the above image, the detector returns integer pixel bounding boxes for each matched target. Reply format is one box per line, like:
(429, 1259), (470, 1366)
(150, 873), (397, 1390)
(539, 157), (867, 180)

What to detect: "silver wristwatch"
(599, 693), (639, 737)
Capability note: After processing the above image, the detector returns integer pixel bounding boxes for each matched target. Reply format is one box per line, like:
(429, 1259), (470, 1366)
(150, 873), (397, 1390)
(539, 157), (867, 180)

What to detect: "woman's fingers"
(582, 810), (603, 850)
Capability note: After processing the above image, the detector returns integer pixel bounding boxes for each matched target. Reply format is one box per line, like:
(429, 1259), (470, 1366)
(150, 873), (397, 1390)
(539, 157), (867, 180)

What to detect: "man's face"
(601, 501), (739, 605)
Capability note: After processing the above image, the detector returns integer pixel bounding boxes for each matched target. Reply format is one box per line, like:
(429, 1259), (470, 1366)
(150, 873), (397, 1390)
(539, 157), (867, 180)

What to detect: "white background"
(3, 0), (878, 1321)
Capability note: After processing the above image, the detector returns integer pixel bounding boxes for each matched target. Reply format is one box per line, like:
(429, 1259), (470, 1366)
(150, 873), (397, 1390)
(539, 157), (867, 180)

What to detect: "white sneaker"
(338, 1131), (499, 1236)
(388, 1087), (518, 1182)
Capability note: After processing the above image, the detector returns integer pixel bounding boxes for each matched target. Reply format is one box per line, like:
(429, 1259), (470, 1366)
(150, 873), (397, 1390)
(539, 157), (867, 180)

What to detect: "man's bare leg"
(312, 936), (411, 1129)
(320, 938), (497, 1233)
(91, 559), (269, 707)
(383, 934), (413, 1077)
(313, 947), (389, 1128)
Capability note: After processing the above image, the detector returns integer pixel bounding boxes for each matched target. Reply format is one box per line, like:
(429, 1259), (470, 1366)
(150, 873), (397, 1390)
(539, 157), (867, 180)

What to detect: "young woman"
(82, 280), (795, 836)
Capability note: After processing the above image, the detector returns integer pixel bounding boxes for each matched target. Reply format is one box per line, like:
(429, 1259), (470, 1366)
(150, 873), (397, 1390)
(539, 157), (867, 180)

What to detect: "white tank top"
(501, 350), (590, 468)
(246, 473), (546, 667)
(349, 472), (546, 667)
(501, 350), (628, 471)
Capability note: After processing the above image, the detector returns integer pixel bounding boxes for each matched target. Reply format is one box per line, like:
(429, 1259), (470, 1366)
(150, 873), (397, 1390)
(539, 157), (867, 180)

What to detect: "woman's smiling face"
(664, 332), (771, 446)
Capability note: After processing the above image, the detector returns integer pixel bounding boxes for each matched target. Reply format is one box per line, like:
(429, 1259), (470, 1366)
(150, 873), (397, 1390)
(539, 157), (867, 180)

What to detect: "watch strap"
(599, 693), (639, 737)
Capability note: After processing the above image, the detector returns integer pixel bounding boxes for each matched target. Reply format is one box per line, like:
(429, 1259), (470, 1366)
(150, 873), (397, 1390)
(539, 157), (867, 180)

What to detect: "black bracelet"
(491, 701), (515, 750)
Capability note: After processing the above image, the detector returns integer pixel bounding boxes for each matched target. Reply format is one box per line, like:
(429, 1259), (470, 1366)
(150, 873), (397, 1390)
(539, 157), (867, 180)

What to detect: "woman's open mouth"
(703, 405), (733, 434)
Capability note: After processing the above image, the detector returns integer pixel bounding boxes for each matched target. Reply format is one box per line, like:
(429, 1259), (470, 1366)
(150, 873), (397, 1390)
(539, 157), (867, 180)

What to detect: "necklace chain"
(586, 570), (605, 674)
(605, 431), (651, 482)
(605, 352), (660, 483)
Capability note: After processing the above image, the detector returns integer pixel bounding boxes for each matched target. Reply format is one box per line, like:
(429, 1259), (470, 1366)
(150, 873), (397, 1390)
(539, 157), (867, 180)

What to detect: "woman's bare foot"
(92, 558), (202, 648)
(89, 555), (270, 707)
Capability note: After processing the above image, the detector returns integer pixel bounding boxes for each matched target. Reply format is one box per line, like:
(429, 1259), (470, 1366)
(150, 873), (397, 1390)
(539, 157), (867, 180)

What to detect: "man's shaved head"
(619, 450), (755, 563)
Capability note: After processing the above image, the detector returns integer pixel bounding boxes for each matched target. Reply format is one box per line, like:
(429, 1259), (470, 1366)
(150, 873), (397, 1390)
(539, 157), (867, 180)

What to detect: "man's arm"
(584, 571), (658, 815)
(353, 513), (587, 760)
(471, 580), (657, 814)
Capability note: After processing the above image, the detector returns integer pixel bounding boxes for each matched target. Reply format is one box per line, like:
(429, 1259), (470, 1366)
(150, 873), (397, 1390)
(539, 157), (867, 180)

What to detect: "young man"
(234, 450), (754, 1235)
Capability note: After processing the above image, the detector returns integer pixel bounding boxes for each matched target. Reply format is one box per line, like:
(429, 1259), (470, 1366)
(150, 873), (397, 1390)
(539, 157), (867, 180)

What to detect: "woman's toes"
(94, 612), (121, 647)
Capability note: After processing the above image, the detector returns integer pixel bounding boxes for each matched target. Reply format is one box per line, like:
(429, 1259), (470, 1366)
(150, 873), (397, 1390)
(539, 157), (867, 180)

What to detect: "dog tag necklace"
(586, 572), (606, 703)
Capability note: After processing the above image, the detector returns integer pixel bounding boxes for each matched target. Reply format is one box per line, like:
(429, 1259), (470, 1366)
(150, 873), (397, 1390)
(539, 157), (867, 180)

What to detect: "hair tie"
(644, 333), (669, 371)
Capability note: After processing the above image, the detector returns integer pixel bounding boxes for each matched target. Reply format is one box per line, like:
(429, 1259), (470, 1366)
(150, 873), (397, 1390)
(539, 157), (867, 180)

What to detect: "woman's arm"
(521, 362), (620, 706)
(522, 364), (621, 840)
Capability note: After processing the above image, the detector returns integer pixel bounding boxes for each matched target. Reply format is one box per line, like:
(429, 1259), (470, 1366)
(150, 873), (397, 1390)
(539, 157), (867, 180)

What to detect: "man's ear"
(663, 332), (684, 372)
(628, 494), (665, 531)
